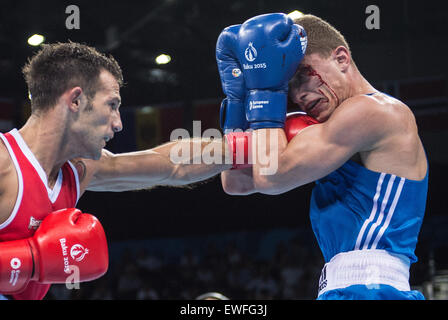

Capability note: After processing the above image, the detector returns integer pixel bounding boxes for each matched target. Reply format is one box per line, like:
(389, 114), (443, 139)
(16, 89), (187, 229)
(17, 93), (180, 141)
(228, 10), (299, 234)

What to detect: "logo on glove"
(249, 100), (269, 110)
(60, 238), (90, 274)
(244, 42), (257, 62)
(70, 244), (89, 262)
(232, 68), (242, 78)
(9, 258), (21, 287)
(298, 26), (307, 54)
(242, 42), (266, 70)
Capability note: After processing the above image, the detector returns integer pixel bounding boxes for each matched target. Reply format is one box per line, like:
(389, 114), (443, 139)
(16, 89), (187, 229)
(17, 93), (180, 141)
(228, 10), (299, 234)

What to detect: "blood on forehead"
(290, 64), (340, 106)
(292, 64), (325, 89)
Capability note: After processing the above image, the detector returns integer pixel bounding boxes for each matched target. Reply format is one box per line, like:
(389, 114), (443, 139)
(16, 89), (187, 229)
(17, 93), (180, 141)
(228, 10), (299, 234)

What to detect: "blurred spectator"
(48, 284), (72, 300)
(116, 263), (141, 299)
(246, 265), (279, 299)
(179, 249), (199, 268)
(57, 226), (436, 300)
(280, 260), (304, 299)
(136, 283), (159, 300)
(226, 241), (242, 266)
(196, 265), (214, 284)
(90, 279), (114, 300)
(136, 249), (163, 272)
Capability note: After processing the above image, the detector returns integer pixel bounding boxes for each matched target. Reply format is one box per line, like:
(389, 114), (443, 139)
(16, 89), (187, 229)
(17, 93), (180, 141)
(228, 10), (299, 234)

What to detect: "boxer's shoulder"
(366, 92), (418, 138)
(365, 92), (414, 117)
(336, 93), (425, 179)
(0, 137), (11, 163)
(0, 137), (19, 225)
(0, 143), (13, 190)
(70, 149), (115, 195)
(69, 157), (95, 196)
(334, 93), (416, 134)
(322, 92), (419, 156)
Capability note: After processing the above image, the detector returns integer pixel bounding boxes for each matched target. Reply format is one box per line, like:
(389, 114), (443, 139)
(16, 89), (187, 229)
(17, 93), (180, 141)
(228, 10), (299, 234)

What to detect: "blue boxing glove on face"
(216, 24), (249, 134)
(237, 13), (307, 129)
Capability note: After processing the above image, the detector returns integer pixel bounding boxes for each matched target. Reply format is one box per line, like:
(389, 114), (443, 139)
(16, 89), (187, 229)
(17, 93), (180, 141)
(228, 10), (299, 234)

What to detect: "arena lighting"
(27, 34), (45, 46)
(288, 10), (304, 20)
(155, 53), (171, 65)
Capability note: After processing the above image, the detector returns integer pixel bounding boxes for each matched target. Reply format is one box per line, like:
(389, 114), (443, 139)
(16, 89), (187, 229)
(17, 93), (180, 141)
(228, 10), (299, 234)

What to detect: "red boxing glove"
(285, 111), (320, 142)
(0, 208), (108, 295)
(224, 131), (252, 169)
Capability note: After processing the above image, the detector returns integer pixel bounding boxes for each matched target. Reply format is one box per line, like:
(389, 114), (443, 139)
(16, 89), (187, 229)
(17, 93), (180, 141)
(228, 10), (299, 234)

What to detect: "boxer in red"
(0, 42), (234, 300)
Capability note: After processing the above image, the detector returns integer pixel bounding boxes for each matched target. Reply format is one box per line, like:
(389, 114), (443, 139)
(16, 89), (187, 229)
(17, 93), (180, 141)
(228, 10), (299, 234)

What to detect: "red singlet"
(0, 129), (79, 300)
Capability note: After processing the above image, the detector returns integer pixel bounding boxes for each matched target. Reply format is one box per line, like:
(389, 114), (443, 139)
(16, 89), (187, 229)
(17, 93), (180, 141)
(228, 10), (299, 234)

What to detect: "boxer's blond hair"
(293, 14), (354, 63)
(23, 41), (123, 113)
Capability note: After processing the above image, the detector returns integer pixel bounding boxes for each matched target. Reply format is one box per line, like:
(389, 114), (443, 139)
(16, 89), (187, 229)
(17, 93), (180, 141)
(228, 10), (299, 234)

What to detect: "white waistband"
(318, 249), (411, 297)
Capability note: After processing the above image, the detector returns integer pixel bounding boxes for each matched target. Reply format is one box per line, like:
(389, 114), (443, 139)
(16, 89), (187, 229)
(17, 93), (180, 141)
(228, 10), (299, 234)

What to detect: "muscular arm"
(221, 167), (256, 195)
(251, 96), (389, 195)
(74, 137), (232, 194)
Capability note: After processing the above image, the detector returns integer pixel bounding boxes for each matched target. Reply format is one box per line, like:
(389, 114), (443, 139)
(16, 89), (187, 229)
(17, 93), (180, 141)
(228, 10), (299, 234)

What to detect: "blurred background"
(1, 0), (447, 300)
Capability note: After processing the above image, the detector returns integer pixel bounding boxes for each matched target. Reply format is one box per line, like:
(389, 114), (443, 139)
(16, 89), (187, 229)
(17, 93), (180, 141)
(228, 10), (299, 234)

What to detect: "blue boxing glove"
(237, 13), (307, 129)
(216, 24), (249, 134)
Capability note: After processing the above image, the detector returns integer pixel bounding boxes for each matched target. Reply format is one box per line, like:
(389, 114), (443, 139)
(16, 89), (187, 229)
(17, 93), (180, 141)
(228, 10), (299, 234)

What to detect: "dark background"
(1, 0), (447, 299)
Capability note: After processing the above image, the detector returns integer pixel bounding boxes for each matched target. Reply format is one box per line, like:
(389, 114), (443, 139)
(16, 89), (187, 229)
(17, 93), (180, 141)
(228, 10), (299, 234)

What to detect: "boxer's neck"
(345, 66), (377, 99)
(19, 109), (72, 187)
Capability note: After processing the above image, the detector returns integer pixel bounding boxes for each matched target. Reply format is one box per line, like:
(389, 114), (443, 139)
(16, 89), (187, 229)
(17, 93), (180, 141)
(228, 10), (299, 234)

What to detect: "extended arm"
(75, 137), (232, 193)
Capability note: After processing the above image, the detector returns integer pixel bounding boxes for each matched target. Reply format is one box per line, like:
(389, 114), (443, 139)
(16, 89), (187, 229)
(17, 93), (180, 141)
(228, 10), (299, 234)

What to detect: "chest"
(0, 161), (77, 240)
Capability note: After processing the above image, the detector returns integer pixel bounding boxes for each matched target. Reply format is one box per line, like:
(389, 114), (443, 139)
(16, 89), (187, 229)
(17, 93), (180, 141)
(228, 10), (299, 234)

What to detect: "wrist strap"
(225, 131), (252, 169)
(0, 239), (34, 294)
(246, 90), (287, 129)
(220, 98), (248, 132)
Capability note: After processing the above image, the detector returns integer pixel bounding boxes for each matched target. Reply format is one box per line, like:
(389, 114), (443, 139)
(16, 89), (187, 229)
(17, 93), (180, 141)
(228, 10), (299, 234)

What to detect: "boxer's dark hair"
(22, 41), (123, 113)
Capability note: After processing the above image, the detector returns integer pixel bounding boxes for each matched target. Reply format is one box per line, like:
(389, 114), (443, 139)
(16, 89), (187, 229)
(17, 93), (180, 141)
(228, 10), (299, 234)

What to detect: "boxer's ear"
(64, 87), (83, 112)
(332, 46), (351, 73)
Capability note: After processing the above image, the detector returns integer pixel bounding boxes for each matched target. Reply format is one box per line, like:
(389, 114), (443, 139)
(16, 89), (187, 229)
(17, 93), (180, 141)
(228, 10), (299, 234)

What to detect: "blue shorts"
(318, 284), (425, 300)
(0, 294), (9, 300)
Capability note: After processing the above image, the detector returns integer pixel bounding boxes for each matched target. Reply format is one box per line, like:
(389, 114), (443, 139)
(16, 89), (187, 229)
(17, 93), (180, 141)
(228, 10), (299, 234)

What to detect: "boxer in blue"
(217, 13), (428, 299)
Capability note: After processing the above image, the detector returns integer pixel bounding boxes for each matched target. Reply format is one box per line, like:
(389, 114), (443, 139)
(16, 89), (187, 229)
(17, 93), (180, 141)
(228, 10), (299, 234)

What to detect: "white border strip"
(354, 173), (385, 250)
(67, 160), (81, 205)
(362, 175), (396, 249)
(0, 132), (24, 230)
(9, 129), (63, 202)
(371, 178), (405, 249)
(48, 170), (63, 204)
